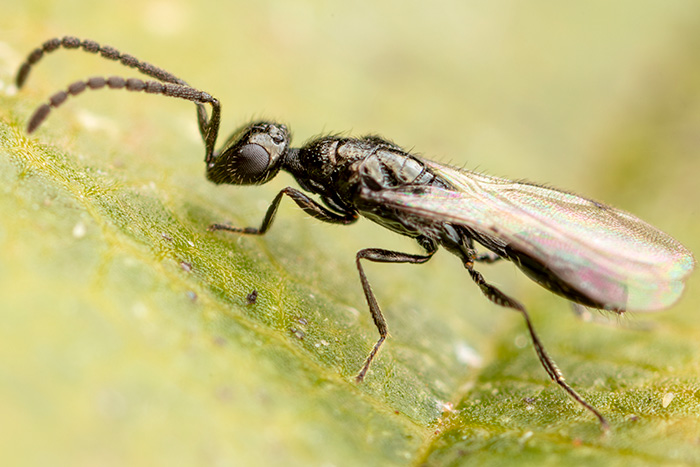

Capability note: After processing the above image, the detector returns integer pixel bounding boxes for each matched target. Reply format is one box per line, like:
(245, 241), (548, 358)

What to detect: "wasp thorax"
(207, 121), (290, 185)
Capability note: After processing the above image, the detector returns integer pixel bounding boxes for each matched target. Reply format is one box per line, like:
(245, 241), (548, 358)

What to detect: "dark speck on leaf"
(246, 290), (258, 305)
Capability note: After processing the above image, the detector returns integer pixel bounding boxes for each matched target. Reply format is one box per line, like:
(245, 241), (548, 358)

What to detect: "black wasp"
(16, 36), (695, 429)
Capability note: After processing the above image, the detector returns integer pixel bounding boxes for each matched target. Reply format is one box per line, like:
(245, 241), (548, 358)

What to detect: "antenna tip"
(27, 104), (51, 133)
(16, 63), (31, 88)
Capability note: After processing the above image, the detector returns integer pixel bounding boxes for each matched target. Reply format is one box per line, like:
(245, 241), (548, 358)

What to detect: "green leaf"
(3, 3), (700, 465)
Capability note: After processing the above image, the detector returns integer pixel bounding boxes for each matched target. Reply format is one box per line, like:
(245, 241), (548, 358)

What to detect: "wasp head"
(206, 121), (289, 185)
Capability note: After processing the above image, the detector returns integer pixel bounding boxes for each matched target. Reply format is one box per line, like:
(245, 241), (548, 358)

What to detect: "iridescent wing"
(361, 161), (695, 311)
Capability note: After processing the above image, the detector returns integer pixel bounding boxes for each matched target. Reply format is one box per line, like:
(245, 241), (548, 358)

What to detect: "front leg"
(209, 187), (358, 235)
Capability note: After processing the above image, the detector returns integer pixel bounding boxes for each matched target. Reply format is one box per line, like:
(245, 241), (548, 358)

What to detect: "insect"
(16, 36), (695, 429)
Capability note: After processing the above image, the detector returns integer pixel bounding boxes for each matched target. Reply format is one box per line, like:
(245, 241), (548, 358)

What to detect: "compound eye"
(237, 143), (270, 179)
(206, 121), (288, 185)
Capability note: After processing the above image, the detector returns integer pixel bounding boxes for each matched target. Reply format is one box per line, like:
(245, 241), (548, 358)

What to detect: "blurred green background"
(1, 1), (699, 465)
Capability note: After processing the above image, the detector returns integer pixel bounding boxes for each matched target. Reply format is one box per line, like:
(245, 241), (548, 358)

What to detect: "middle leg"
(354, 241), (438, 381)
